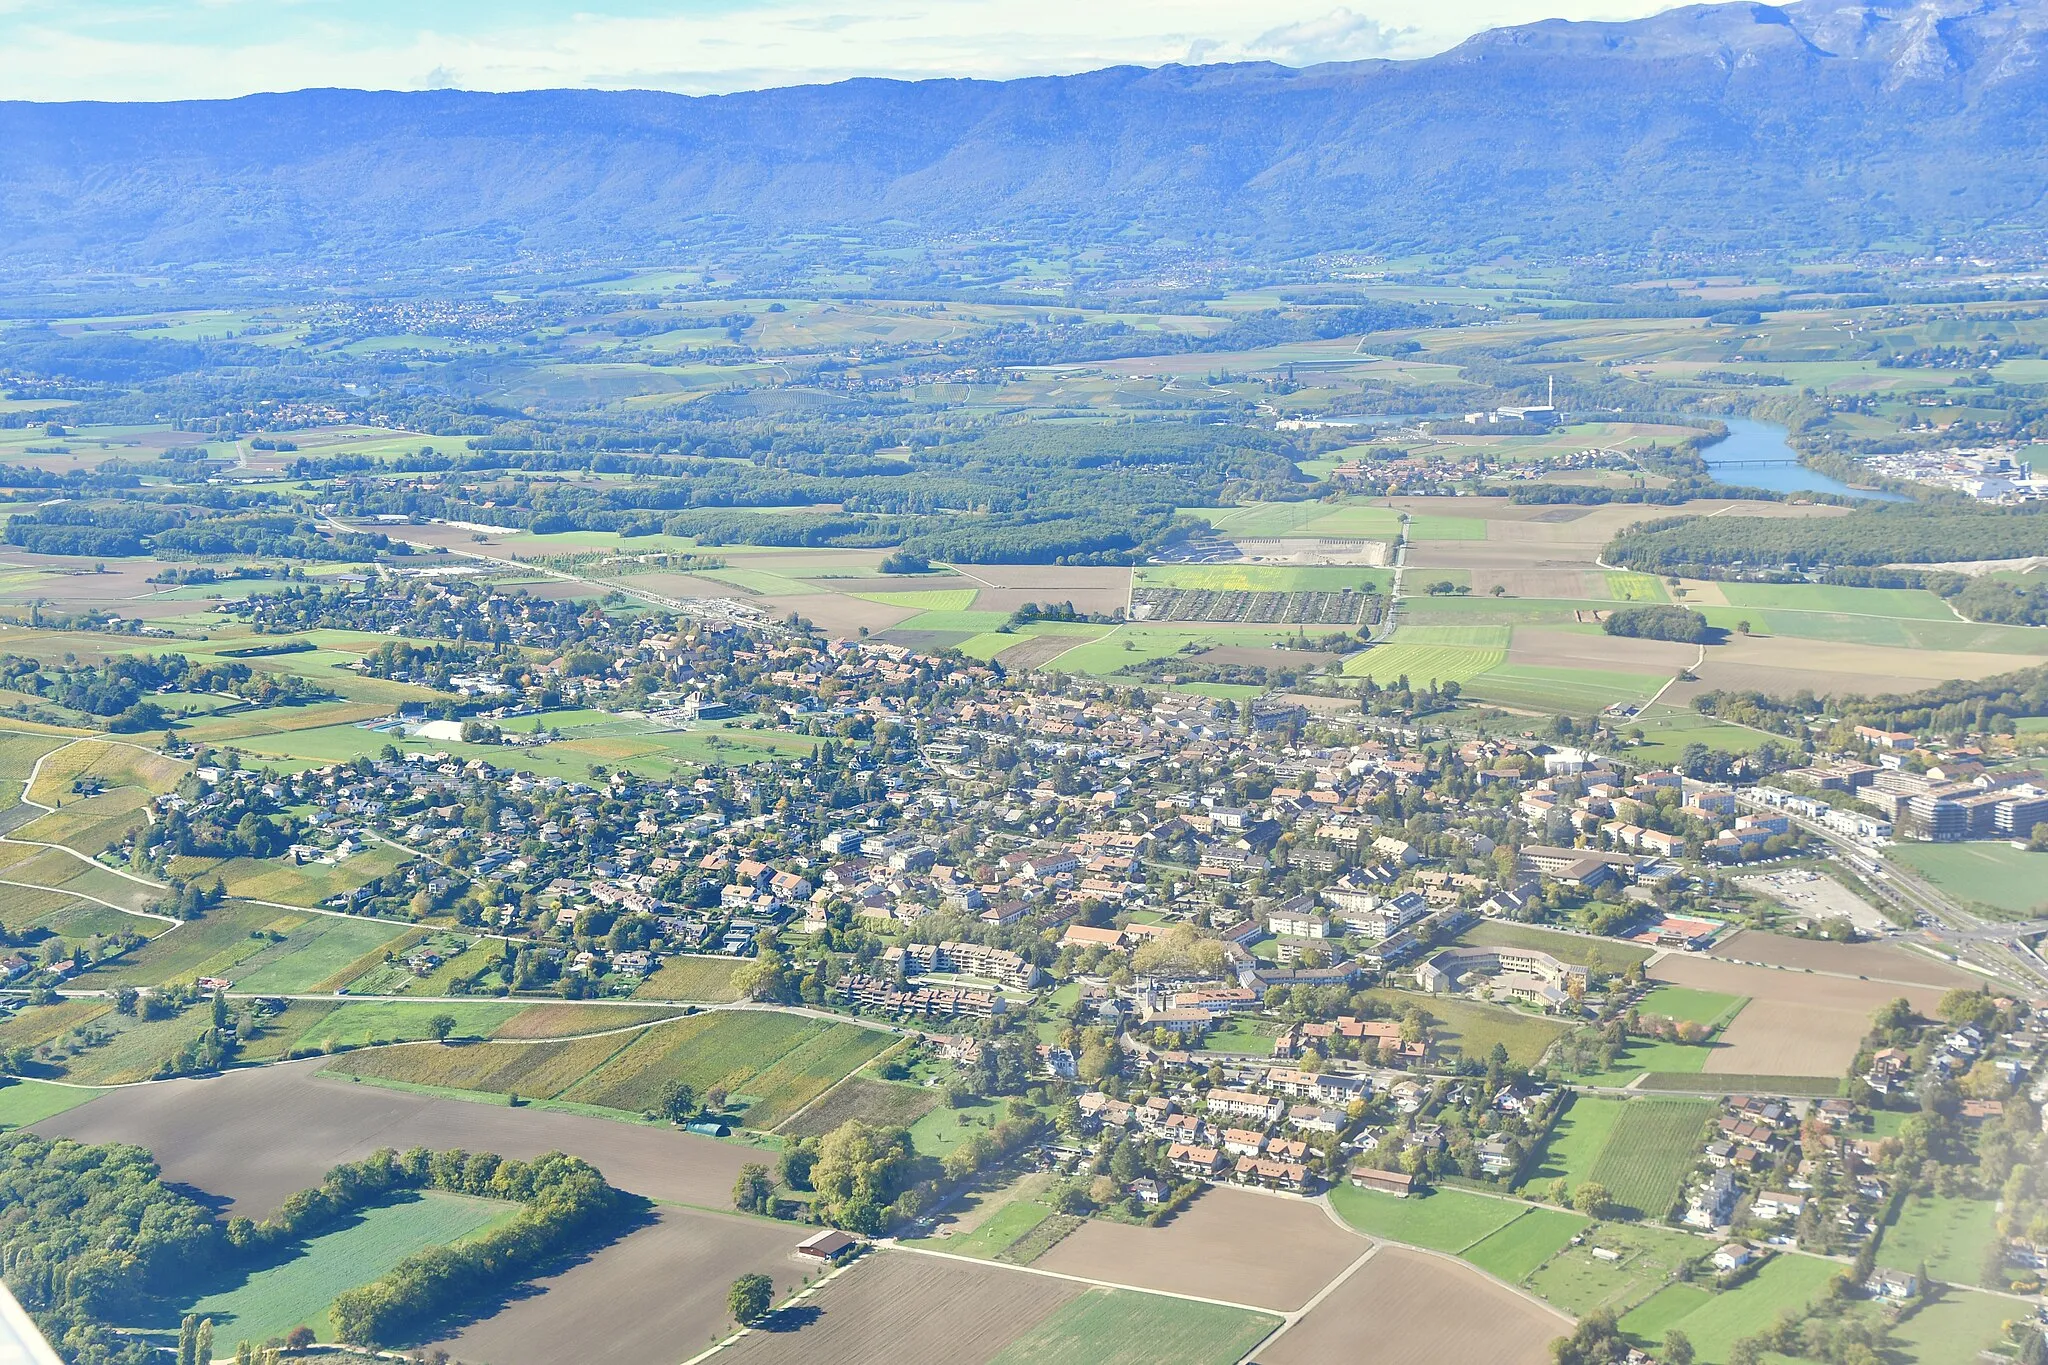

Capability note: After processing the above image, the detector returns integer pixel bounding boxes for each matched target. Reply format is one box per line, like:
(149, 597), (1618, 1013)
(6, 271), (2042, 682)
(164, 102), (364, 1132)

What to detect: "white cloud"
(0, 0), (1681, 101)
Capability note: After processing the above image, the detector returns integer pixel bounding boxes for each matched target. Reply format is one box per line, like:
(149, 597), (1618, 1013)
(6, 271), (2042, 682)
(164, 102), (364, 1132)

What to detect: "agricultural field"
(780, 1075), (938, 1138)
(1342, 625), (1509, 685)
(1889, 841), (2048, 918)
(985, 1286), (1279, 1365)
(1327, 1183), (1523, 1253)
(427, 1206), (807, 1365)
(717, 1249), (1081, 1365)
(327, 1008), (891, 1131)
(209, 914), (414, 994)
(1584, 1099), (1715, 1219)
(1460, 664), (1669, 714)
(1524, 1096), (1627, 1191)
(64, 900), (332, 989)
(912, 1194), (1058, 1260)
(1260, 1246), (1562, 1365)
(34, 1056), (764, 1216)
(632, 953), (744, 1001)
(1033, 1186), (1362, 1311)
(1648, 954), (1945, 1078)
(174, 1191), (515, 1346)
(0, 1077), (96, 1128)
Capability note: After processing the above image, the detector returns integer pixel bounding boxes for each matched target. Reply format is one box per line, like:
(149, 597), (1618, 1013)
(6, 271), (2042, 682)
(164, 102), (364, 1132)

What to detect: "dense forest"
(1602, 605), (1715, 643)
(1604, 504), (2048, 577)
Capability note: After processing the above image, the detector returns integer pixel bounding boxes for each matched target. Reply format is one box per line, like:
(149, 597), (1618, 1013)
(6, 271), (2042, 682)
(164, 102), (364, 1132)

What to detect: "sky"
(0, 0), (1681, 102)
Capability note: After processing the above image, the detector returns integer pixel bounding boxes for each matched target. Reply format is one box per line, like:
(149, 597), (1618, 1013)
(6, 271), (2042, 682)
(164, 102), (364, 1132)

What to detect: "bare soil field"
(1470, 569), (1604, 598)
(1650, 955), (1945, 1077)
(1256, 1247), (1562, 1365)
(720, 1249), (1079, 1365)
(32, 1057), (757, 1216)
(427, 1207), (804, 1365)
(1031, 1187), (1361, 1311)
(1404, 542), (1575, 571)
(1704, 637), (2028, 685)
(754, 592), (921, 634)
(1506, 628), (1695, 672)
(961, 565), (1131, 616)
(1708, 929), (1981, 990)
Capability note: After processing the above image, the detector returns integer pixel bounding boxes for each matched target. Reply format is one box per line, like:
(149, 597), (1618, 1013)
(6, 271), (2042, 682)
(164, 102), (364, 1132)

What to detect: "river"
(1698, 418), (1905, 500)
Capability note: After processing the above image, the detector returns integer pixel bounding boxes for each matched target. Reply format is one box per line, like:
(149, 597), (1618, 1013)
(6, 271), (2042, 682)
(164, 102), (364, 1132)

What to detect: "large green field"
(0, 1078), (97, 1128)
(1890, 841), (2048, 918)
(1342, 630), (1510, 685)
(1462, 664), (1669, 714)
(1715, 582), (1957, 619)
(1460, 1207), (1591, 1283)
(1880, 1195), (2001, 1287)
(1633, 987), (1747, 1028)
(1524, 1096), (1627, 1191)
(1359, 988), (1572, 1069)
(1618, 1251), (1840, 1362)
(176, 1192), (515, 1345)
(1328, 1183), (1523, 1252)
(987, 1286), (1280, 1365)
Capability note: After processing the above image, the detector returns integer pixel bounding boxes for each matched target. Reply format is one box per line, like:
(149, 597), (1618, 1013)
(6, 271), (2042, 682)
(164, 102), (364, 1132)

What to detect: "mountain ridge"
(1, 0), (2044, 278)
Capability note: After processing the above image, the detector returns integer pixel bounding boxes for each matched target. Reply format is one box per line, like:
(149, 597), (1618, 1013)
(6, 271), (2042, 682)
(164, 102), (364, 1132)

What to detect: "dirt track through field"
(1255, 1246), (1561, 1365)
(718, 1249), (1080, 1365)
(1030, 1186), (1363, 1311)
(32, 1057), (756, 1217)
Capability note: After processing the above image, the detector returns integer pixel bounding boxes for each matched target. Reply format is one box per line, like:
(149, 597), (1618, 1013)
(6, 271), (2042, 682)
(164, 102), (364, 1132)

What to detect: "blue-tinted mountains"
(1, 0), (2044, 277)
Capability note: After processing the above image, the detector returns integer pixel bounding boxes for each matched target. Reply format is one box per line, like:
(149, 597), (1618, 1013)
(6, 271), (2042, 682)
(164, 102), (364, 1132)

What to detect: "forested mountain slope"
(2, 0), (2046, 274)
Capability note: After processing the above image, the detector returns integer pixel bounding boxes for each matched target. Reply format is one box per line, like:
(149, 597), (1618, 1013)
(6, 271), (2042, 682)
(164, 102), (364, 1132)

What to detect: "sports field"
(176, 1191), (516, 1345)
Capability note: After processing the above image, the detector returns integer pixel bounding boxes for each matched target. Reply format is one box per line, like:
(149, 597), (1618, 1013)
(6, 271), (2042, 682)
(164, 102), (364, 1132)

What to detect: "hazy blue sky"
(0, 0), (1677, 101)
